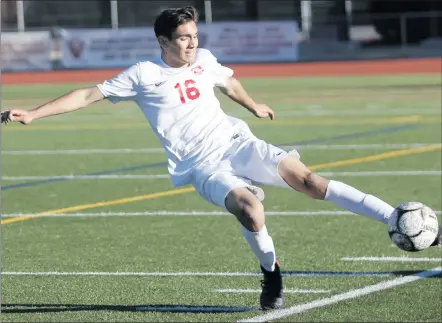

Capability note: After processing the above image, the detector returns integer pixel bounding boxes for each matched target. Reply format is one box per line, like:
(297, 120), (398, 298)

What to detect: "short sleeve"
(203, 50), (234, 88)
(96, 64), (140, 103)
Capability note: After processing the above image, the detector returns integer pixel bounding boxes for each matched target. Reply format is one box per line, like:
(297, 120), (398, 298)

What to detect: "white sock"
(325, 180), (394, 224)
(241, 225), (276, 272)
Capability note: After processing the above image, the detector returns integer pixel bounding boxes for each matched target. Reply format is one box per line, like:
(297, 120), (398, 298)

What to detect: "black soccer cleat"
(260, 259), (284, 310)
(1, 111), (11, 124)
(430, 225), (442, 247)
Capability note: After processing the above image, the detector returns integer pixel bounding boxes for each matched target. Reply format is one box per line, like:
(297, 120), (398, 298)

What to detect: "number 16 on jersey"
(174, 80), (200, 103)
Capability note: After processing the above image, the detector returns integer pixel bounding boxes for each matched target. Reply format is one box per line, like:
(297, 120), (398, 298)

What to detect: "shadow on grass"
(1, 303), (257, 314)
(2, 271), (439, 314)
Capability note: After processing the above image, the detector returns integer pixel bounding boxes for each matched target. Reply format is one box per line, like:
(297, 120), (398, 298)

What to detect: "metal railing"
(2, 1), (441, 47)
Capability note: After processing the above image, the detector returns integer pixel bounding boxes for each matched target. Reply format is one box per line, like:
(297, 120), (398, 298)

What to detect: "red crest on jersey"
(191, 65), (204, 75)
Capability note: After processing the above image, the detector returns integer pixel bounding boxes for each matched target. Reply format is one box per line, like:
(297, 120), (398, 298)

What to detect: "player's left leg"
(278, 156), (442, 247)
(235, 137), (395, 224)
(277, 155), (394, 224)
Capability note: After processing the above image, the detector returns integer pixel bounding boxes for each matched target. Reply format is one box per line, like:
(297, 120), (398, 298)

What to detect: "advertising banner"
(60, 21), (298, 68)
(1, 31), (52, 71)
(60, 27), (160, 68)
(198, 21), (299, 63)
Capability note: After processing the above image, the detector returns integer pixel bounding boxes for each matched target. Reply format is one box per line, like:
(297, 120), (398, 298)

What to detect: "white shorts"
(190, 133), (300, 209)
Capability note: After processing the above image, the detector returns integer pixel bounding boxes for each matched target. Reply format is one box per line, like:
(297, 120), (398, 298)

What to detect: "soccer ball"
(388, 202), (439, 252)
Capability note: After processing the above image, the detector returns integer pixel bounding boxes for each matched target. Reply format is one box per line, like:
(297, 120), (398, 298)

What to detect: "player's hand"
(251, 104), (275, 120)
(1, 109), (34, 125)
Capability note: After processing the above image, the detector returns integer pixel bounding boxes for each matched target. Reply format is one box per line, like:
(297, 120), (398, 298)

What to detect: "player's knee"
(303, 172), (328, 200)
(226, 191), (265, 232)
(241, 201), (265, 232)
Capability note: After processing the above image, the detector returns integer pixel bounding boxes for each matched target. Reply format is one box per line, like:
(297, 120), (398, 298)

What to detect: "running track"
(3, 58), (441, 85)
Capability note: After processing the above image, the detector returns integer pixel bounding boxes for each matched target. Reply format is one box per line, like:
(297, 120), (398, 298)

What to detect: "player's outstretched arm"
(1, 86), (104, 125)
(219, 77), (275, 120)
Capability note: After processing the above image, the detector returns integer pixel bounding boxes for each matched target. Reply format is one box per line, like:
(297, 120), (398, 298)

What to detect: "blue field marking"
(2, 124), (418, 191)
(2, 162), (167, 191)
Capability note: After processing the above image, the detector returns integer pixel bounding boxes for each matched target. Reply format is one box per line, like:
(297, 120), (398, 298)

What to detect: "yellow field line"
(2, 144), (441, 225)
(1, 187), (195, 225)
(309, 144), (442, 170)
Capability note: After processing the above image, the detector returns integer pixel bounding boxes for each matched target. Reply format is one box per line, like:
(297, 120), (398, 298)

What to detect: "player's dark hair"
(154, 6), (199, 40)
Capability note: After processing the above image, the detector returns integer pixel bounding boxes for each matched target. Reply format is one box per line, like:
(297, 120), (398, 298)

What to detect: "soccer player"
(2, 6), (440, 311)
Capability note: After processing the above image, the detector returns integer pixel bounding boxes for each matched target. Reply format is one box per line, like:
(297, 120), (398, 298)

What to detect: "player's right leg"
(191, 169), (284, 310)
(224, 186), (284, 310)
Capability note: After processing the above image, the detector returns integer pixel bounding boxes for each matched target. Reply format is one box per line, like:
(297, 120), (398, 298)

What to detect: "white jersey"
(97, 48), (251, 187)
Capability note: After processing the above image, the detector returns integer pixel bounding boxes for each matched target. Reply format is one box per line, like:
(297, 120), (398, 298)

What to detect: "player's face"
(167, 21), (199, 66)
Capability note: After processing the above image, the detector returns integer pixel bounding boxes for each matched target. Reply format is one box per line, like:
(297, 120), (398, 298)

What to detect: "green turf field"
(1, 74), (441, 322)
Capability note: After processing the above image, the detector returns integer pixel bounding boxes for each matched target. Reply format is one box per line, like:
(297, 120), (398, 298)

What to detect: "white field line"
(215, 289), (331, 294)
(317, 170), (442, 177)
(2, 210), (441, 218)
(280, 143), (442, 150)
(0, 271), (398, 278)
(2, 148), (164, 155)
(238, 267), (442, 322)
(2, 170), (441, 181)
(134, 305), (255, 312)
(342, 257), (442, 263)
(2, 171), (441, 181)
(1, 174), (170, 180)
(3, 143), (441, 155)
(0, 210), (359, 218)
